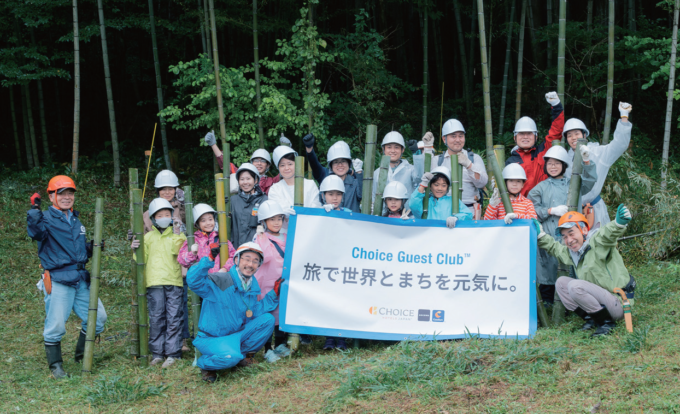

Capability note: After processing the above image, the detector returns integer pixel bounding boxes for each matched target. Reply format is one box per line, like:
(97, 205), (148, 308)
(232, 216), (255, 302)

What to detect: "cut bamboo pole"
(133, 189), (149, 366)
(128, 169), (139, 358)
(557, 0), (566, 104)
(373, 155), (390, 215)
(289, 157), (305, 352)
(493, 145), (505, 167)
(252, 0), (265, 148)
(451, 156), (460, 215)
(360, 125), (378, 215)
(82, 198), (104, 373)
(222, 141), (231, 236)
(214, 174), (229, 263)
(183, 187), (202, 359)
(422, 153), (432, 219)
(602, 0), (615, 144)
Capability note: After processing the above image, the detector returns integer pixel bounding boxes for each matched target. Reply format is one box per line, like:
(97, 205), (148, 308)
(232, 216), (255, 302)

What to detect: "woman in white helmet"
(371, 132), (420, 204)
(249, 149), (282, 195)
(528, 145), (597, 302)
(230, 163), (268, 248)
(268, 146), (322, 217)
(408, 167), (473, 228)
(302, 133), (364, 212)
(562, 103), (633, 226)
(483, 164), (538, 223)
(178, 203), (236, 274)
(381, 181), (413, 219)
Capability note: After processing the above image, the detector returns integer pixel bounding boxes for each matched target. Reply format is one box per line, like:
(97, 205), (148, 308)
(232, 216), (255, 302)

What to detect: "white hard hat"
(383, 181), (409, 199)
(513, 116), (538, 135)
(235, 241), (264, 262)
(319, 175), (346, 193)
(154, 170), (179, 188)
(250, 149), (272, 165)
(562, 118), (590, 138)
(431, 166), (451, 185)
(544, 146), (570, 164)
(273, 146), (298, 168)
(235, 163), (260, 183)
(192, 203), (216, 227)
(149, 197), (174, 217)
(257, 200), (286, 222)
(327, 141), (352, 165)
(502, 163), (527, 180)
(442, 119), (466, 137)
(382, 131), (405, 148)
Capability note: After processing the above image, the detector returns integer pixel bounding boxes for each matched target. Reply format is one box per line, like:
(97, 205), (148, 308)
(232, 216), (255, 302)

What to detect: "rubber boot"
(590, 307), (617, 337)
(45, 343), (68, 379)
(573, 307), (596, 331)
(74, 330), (87, 362)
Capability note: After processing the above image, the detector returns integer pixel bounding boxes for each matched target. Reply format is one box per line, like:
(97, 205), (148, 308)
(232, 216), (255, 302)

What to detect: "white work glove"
(579, 145), (590, 163)
(204, 130), (216, 146)
(190, 244), (199, 253)
(284, 207), (296, 216)
(256, 225), (265, 236)
(446, 216), (458, 229)
(400, 208), (411, 220)
(322, 204), (334, 212)
(279, 135), (292, 147)
(458, 152), (472, 169)
(420, 172), (434, 188)
(504, 212), (518, 225)
(489, 186), (500, 207)
(130, 238), (140, 250)
(352, 158), (363, 173)
(422, 132), (435, 148)
(545, 91), (560, 106)
(550, 205), (568, 217)
(619, 102), (632, 118)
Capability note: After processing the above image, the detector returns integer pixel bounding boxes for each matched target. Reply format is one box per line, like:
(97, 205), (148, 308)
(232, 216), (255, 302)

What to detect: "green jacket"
(537, 221), (633, 305)
(141, 226), (187, 288)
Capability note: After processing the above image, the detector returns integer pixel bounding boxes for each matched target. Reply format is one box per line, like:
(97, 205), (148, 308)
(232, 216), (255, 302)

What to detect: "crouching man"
(533, 205), (635, 337)
(187, 241), (282, 382)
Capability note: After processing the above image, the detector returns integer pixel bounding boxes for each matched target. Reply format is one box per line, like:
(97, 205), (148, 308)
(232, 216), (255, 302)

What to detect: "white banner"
(279, 208), (537, 340)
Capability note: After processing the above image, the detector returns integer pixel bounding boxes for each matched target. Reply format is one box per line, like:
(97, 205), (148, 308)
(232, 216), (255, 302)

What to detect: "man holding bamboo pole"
(27, 176), (108, 379)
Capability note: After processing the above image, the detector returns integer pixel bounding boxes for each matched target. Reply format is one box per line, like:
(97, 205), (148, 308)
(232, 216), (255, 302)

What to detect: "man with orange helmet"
(533, 205), (635, 337)
(27, 176), (108, 379)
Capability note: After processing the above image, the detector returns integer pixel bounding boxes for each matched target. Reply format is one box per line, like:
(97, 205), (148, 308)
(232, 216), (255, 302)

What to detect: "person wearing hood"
(187, 242), (282, 382)
(178, 203), (235, 273)
(230, 163), (268, 248)
(534, 205), (636, 337)
(528, 145), (597, 303)
(408, 166), (473, 229)
(505, 92), (565, 196)
(371, 131), (420, 205)
(562, 103), (633, 226)
(303, 134), (364, 213)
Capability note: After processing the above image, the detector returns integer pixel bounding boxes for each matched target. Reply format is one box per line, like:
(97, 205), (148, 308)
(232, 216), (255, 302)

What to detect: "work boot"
(335, 338), (348, 351)
(590, 307), (617, 337)
(201, 369), (217, 383)
(45, 343), (68, 379)
(237, 352), (257, 367)
(573, 307), (596, 331)
(74, 330), (87, 362)
(323, 338), (336, 350)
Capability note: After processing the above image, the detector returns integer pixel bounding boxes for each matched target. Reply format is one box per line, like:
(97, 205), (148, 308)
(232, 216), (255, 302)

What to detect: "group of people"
(27, 90), (637, 383)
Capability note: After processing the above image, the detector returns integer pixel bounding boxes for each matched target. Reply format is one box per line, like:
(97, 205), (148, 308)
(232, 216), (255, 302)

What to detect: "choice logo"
(418, 309), (430, 322)
(369, 306), (378, 315)
(432, 310), (445, 322)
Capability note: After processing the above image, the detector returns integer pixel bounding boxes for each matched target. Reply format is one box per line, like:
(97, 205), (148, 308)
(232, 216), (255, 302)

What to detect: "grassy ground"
(2, 169), (680, 413)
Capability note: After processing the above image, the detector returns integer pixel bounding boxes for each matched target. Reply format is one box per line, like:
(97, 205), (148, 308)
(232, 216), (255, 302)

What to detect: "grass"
(2, 167), (680, 413)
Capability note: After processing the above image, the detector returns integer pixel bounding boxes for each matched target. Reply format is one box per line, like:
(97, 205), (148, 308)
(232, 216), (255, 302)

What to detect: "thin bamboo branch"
(662, 0), (680, 189)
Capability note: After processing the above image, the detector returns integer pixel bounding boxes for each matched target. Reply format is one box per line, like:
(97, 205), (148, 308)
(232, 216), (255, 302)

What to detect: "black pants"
(264, 325), (287, 352)
(539, 284), (556, 305)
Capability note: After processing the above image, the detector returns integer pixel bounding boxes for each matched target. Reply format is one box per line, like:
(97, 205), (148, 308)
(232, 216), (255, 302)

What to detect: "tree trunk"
(421, 9), (428, 135)
(468, 0), (477, 96)
(30, 28), (51, 164)
(55, 79), (65, 160)
(433, 18), (445, 95)
(515, 0), (528, 122)
(208, 0), (228, 152)
(307, 5), (316, 133)
(25, 84), (40, 167)
(98, 0), (121, 186)
(498, 0), (516, 135)
(547, 0), (553, 68)
(453, 0), (472, 116)
(527, 0), (539, 69)
(602, 0), (615, 144)
(198, 0), (207, 54)
(252, 0), (265, 147)
(629, 0), (636, 31)
(21, 85), (34, 169)
(148, 0), (172, 170)
(72, 0), (81, 173)
(557, 0), (566, 104)
(9, 87), (23, 169)
(587, 0), (593, 50)
(662, 0), (680, 189)
(203, 0), (212, 59)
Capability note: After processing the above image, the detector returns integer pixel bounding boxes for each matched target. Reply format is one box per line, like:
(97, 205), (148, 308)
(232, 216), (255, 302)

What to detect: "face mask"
(155, 217), (173, 228)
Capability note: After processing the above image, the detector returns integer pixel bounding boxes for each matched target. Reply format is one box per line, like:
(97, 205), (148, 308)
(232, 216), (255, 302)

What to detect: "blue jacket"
(408, 190), (473, 221)
(308, 149), (363, 213)
(187, 256), (278, 338)
(27, 206), (91, 287)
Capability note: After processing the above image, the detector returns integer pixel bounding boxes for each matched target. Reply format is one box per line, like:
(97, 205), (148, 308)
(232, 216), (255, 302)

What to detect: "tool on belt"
(613, 288), (633, 333)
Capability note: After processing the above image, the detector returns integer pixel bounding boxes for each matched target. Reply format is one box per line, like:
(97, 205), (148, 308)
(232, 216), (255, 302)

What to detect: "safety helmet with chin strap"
(543, 145), (570, 164)
(154, 170), (180, 188)
(250, 149), (272, 173)
(327, 141), (352, 168)
(148, 198), (174, 227)
(257, 200), (286, 231)
(562, 118), (590, 139)
(319, 175), (345, 205)
(192, 203), (217, 228)
(442, 119), (466, 137)
(382, 131), (405, 148)
(513, 117), (538, 136)
(235, 163), (260, 183)
(430, 166), (451, 186)
(272, 146), (298, 168)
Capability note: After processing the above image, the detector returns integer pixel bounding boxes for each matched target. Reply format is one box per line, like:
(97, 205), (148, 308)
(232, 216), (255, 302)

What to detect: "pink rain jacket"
(255, 232), (286, 324)
(178, 230), (235, 273)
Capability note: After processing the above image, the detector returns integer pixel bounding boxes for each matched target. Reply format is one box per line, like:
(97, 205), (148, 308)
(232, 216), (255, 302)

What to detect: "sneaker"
(323, 338), (336, 350)
(161, 357), (177, 368)
(201, 369), (217, 383)
(300, 335), (312, 345)
(335, 338), (348, 350)
(264, 349), (281, 363)
(273, 344), (291, 357)
(150, 357), (164, 366)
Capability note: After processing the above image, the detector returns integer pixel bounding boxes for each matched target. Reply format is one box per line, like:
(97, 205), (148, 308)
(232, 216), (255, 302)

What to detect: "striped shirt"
(483, 194), (538, 221)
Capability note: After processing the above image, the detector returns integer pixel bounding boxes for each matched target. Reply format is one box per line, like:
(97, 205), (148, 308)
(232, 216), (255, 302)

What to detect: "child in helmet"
(319, 175), (353, 213)
(562, 103), (633, 226)
(534, 205), (635, 337)
(303, 134), (364, 212)
(27, 176), (108, 379)
(484, 164), (538, 223)
(230, 163), (268, 248)
(178, 203), (235, 272)
(372, 132), (421, 205)
(131, 198), (187, 368)
(528, 145), (597, 302)
(382, 181), (413, 219)
(408, 166), (473, 228)
(268, 146), (323, 214)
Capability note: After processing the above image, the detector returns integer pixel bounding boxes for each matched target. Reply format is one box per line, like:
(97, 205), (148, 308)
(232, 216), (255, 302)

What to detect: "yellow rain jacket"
(139, 226), (186, 288)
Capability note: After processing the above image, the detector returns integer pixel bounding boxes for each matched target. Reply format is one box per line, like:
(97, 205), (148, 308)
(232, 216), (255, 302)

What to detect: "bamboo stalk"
(83, 198), (104, 373)
(214, 174), (229, 264)
(493, 145), (505, 167)
(198, 0), (207, 53)
(557, 0), (566, 104)
(9, 87), (22, 169)
(515, 0), (527, 122)
(208, 0), (229, 194)
(373, 155), (390, 216)
(21, 85), (34, 168)
(147, 0), (172, 170)
(662, 0), (680, 189)
(422, 153), (432, 219)
(252, 0), (265, 148)
(184, 186), (202, 359)
(72, 0), (80, 173)
(452, 0), (472, 116)
(222, 141), (231, 237)
(360, 125), (378, 215)
(547, 0), (553, 68)
(133, 189), (149, 366)
(203, 0), (211, 58)
(451, 155), (460, 215)
(498, 0), (516, 135)
(30, 28), (50, 165)
(602, 0), (615, 144)
(290, 158), (305, 352)
(25, 84), (40, 167)
(421, 9), (428, 136)
(129, 169), (139, 358)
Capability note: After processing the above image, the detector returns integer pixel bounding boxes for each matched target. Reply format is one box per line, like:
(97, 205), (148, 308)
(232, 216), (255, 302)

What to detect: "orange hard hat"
(47, 175), (77, 194)
(557, 211), (589, 233)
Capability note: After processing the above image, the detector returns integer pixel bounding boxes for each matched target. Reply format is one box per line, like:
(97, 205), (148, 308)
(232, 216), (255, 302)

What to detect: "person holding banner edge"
(408, 167), (472, 228)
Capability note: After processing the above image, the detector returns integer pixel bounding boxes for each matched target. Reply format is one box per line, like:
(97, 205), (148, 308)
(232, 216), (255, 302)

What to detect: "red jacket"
(506, 103), (564, 196)
(216, 154), (281, 195)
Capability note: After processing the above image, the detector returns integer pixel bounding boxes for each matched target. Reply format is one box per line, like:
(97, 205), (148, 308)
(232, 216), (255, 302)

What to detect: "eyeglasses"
(239, 257), (260, 266)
